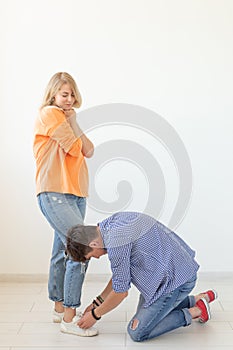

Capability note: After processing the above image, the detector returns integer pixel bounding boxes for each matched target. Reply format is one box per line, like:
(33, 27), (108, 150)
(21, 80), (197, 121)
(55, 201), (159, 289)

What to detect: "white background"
(0, 0), (232, 276)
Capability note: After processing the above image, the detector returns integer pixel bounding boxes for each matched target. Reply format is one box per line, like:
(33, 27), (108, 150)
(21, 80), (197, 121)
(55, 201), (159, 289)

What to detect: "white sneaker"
(53, 310), (83, 324)
(60, 315), (98, 337)
(53, 310), (64, 323)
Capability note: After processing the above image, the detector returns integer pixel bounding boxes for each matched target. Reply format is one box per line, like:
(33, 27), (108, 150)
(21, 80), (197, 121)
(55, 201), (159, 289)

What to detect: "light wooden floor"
(0, 273), (232, 349)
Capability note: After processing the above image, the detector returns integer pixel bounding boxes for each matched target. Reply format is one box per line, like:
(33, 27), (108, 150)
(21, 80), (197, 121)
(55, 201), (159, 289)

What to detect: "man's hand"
(77, 311), (97, 329)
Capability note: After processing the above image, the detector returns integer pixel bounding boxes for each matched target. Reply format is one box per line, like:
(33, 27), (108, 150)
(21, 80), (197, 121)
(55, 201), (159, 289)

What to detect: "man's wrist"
(97, 295), (104, 304)
(92, 299), (100, 307)
(91, 307), (101, 320)
(92, 295), (104, 308)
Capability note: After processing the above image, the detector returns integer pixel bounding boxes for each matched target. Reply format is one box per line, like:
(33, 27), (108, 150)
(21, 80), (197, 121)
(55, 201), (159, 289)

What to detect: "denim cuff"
(182, 295), (196, 326)
(188, 295), (196, 308)
(181, 308), (193, 326)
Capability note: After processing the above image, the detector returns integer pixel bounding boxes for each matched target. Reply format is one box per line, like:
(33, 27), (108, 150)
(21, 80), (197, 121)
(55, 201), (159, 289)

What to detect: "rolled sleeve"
(49, 121), (82, 156)
(40, 107), (82, 157)
(109, 244), (132, 293)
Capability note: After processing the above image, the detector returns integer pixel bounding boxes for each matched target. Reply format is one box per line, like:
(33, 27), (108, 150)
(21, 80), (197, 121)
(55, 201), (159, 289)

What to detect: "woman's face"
(53, 83), (75, 110)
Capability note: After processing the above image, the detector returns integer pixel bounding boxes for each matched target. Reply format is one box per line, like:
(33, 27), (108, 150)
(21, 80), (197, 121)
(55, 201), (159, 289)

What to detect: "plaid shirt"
(98, 212), (199, 308)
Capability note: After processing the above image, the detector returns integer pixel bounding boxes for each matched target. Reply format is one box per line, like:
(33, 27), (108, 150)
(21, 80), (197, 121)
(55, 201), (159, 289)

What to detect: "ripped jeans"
(38, 192), (88, 308)
(127, 274), (197, 342)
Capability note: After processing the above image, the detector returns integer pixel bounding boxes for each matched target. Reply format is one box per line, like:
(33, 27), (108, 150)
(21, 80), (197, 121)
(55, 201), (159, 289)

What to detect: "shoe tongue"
(72, 314), (82, 323)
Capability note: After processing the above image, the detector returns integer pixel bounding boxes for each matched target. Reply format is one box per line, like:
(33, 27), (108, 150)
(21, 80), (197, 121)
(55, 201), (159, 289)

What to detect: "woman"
(33, 72), (97, 337)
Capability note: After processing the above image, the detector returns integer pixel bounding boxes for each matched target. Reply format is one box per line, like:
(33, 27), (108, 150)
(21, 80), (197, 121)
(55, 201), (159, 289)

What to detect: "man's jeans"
(127, 274), (197, 342)
(38, 192), (88, 308)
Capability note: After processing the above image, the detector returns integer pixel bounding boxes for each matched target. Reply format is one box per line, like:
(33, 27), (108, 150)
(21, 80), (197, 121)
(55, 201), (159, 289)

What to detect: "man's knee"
(127, 318), (142, 342)
(130, 318), (139, 330)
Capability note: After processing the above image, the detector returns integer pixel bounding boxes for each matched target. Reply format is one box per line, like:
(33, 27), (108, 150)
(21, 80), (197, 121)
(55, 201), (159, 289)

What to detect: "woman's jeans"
(38, 192), (88, 308)
(127, 275), (197, 342)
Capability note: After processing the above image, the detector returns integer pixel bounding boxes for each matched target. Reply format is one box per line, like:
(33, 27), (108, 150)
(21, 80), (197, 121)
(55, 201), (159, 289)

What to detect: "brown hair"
(66, 225), (98, 262)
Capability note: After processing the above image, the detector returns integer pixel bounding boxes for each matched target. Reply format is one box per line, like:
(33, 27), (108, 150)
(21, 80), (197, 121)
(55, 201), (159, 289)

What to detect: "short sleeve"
(108, 244), (132, 293)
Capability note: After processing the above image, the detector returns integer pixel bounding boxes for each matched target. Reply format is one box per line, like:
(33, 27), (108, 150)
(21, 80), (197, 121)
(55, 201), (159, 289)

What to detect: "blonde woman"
(33, 72), (97, 337)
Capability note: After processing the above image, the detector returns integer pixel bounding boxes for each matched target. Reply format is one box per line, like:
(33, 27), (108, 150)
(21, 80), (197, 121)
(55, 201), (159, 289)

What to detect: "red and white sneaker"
(196, 298), (211, 323)
(203, 289), (218, 303)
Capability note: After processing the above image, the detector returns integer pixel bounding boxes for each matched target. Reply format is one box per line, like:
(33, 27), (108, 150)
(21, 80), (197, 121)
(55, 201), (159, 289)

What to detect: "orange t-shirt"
(33, 106), (88, 197)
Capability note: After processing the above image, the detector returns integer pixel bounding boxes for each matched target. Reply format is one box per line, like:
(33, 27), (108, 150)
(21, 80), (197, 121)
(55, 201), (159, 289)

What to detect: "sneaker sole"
(199, 298), (211, 323)
(210, 289), (218, 301)
(60, 327), (98, 337)
(61, 325), (99, 337)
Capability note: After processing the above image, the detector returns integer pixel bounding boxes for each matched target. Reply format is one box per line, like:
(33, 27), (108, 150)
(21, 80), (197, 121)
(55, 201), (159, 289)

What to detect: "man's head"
(66, 224), (106, 262)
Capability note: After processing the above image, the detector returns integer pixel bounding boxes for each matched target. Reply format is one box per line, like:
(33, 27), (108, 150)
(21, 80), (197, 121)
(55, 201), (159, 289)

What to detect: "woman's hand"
(63, 108), (76, 120)
(63, 109), (77, 127)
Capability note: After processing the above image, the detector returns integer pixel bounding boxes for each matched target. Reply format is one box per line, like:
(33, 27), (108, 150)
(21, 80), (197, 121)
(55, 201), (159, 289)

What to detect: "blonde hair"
(40, 72), (82, 109)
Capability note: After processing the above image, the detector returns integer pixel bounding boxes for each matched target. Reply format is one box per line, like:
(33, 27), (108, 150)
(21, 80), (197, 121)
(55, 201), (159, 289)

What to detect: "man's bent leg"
(127, 276), (196, 342)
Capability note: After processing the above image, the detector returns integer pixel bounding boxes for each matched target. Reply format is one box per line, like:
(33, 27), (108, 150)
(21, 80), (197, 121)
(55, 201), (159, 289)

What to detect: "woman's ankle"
(63, 307), (76, 323)
(55, 301), (64, 313)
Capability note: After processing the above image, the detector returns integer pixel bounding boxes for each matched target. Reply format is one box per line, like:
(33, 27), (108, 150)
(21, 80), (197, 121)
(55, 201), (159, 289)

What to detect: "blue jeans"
(127, 275), (197, 342)
(38, 192), (88, 308)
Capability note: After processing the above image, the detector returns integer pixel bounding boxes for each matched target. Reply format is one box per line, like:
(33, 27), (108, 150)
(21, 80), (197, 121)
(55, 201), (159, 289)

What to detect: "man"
(66, 212), (217, 342)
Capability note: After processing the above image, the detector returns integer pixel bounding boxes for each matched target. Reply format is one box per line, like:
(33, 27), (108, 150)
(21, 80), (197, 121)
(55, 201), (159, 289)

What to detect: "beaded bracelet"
(96, 295), (104, 304)
(93, 299), (100, 307)
(91, 307), (101, 320)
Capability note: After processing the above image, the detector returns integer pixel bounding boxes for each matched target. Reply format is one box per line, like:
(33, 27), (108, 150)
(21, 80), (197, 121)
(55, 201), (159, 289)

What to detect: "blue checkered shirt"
(98, 212), (199, 308)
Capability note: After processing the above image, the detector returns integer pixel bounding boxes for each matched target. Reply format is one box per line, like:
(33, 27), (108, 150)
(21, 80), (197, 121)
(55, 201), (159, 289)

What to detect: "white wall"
(0, 0), (232, 276)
